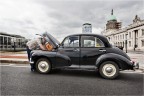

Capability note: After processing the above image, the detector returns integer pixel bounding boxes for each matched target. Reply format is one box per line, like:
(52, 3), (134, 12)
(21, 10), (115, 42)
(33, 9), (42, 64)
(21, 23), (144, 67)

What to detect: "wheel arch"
(95, 53), (130, 70)
(96, 58), (122, 70)
(33, 56), (53, 68)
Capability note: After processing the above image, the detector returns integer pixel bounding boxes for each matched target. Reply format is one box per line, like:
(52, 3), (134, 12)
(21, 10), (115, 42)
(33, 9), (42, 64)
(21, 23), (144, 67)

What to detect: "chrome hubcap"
(38, 61), (49, 73)
(105, 67), (113, 73)
(102, 64), (116, 77)
(40, 63), (46, 69)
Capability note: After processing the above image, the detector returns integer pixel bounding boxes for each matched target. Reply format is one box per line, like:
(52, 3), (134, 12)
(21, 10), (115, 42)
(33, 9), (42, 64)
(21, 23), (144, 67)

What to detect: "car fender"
(95, 53), (133, 70)
(31, 50), (56, 64)
(31, 50), (71, 68)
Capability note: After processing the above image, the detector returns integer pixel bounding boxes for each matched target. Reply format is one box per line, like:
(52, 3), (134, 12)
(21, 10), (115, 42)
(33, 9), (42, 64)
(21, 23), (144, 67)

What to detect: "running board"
(64, 65), (97, 70)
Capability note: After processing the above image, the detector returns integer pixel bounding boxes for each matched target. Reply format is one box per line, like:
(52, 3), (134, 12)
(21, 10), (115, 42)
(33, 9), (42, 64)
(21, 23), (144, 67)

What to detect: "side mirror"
(60, 43), (64, 48)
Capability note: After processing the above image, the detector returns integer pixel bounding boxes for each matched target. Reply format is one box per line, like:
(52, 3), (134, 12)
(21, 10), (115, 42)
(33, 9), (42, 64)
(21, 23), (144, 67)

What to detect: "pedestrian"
(26, 32), (48, 71)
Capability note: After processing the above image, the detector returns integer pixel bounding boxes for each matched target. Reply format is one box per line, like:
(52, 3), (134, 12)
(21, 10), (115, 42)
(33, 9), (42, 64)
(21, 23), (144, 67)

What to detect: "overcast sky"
(0, 0), (143, 41)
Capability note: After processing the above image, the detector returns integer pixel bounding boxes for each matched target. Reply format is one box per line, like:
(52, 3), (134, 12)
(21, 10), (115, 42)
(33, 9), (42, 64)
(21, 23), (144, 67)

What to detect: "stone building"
(0, 32), (27, 51)
(102, 10), (144, 51)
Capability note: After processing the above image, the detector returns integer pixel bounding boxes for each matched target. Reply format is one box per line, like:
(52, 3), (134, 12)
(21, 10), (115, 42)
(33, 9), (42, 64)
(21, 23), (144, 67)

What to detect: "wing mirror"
(60, 43), (64, 48)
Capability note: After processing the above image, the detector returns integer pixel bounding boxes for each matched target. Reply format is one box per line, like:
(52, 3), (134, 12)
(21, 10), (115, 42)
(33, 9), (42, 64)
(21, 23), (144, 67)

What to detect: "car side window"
(81, 36), (105, 47)
(63, 36), (79, 47)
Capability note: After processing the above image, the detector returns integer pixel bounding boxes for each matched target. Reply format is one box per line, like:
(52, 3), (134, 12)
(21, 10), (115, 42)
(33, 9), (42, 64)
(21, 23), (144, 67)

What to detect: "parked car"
(30, 33), (139, 79)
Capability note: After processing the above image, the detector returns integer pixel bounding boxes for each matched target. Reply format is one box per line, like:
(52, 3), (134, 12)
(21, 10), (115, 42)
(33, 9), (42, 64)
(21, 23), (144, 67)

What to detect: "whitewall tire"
(99, 61), (119, 79)
(36, 58), (51, 74)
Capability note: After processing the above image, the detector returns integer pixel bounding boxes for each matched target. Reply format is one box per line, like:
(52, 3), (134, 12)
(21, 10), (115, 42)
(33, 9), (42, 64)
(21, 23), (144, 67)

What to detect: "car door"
(58, 35), (80, 65)
(80, 35), (106, 66)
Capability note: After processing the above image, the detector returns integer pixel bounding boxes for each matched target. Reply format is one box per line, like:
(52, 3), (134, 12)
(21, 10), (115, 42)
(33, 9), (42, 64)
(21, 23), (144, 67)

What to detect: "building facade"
(0, 32), (27, 51)
(82, 23), (92, 33)
(102, 10), (144, 51)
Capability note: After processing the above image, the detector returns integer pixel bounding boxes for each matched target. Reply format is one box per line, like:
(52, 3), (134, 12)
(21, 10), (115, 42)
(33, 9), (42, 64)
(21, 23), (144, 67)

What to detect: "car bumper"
(132, 62), (139, 70)
(30, 58), (34, 64)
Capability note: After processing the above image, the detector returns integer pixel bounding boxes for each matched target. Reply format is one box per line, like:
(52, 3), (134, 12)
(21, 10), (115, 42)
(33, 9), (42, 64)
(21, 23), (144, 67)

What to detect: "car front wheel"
(99, 61), (119, 79)
(36, 58), (51, 74)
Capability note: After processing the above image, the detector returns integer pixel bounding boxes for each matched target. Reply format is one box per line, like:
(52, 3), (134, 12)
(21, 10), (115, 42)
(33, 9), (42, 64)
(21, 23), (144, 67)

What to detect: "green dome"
(109, 15), (117, 21)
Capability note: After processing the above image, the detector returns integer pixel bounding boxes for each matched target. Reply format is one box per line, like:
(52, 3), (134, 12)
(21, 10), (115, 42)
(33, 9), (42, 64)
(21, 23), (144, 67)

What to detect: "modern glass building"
(82, 23), (92, 33)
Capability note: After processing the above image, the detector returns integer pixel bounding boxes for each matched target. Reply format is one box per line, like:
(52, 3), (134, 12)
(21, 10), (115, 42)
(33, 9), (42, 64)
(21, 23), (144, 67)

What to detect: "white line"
(0, 65), (11, 67)
(9, 64), (15, 66)
(10, 66), (30, 68)
(0, 64), (30, 68)
(1, 58), (28, 61)
(121, 70), (144, 74)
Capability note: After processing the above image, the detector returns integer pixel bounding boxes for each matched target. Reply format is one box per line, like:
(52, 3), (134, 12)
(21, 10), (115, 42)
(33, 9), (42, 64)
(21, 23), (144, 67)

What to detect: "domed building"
(102, 10), (144, 52)
(106, 9), (121, 31)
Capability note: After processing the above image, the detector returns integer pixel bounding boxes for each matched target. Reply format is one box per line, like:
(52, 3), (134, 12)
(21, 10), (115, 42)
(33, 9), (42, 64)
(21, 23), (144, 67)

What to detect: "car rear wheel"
(99, 61), (119, 79)
(36, 58), (51, 74)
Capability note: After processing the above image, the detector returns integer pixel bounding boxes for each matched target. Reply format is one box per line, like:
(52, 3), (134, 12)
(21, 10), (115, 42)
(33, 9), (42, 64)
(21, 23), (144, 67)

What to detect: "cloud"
(0, 0), (143, 42)
(0, 0), (55, 38)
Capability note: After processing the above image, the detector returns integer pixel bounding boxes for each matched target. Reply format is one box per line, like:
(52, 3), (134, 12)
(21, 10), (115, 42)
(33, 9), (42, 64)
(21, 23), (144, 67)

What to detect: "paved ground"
(127, 52), (144, 71)
(0, 64), (144, 96)
(0, 51), (29, 64)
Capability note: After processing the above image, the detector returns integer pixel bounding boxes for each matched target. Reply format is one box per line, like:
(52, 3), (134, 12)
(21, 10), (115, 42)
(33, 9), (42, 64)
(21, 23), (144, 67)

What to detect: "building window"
(142, 29), (144, 36)
(4, 37), (7, 45)
(123, 34), (124, 39)
(8, 37), (11, 45)
(129, 41), (131, 47)
(142, 40), (144, 47)
(129, 32), (131, 38)
(0, 36), (3, 44)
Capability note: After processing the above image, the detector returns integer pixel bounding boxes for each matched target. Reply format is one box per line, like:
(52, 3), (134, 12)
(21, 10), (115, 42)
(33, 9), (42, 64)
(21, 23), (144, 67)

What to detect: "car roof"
(67, 33), (104, 38)
(65, 33), (111, 47)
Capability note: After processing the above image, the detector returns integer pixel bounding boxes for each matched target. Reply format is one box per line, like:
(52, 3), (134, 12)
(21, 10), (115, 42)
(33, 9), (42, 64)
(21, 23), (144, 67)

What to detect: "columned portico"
(102, 11), (144, 51)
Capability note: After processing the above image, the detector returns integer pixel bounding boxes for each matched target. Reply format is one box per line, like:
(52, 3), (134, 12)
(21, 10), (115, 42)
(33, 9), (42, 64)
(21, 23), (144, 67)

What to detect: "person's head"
(41, 32), (49, 43)
(41, 32), (47, 38)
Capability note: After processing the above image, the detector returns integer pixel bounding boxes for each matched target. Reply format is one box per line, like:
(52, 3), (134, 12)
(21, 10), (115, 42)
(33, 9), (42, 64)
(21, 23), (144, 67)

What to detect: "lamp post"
(13, 38), (16, 52)
(125, 33), (128, 53)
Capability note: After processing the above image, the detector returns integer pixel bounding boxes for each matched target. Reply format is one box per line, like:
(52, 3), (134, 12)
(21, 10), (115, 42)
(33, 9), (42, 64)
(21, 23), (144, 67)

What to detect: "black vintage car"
(30, 33), (139, 79)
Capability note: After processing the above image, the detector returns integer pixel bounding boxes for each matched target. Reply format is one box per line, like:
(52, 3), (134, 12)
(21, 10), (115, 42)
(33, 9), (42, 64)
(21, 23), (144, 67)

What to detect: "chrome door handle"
(73, 49), (79, 52)
(99, 49), (106, 52)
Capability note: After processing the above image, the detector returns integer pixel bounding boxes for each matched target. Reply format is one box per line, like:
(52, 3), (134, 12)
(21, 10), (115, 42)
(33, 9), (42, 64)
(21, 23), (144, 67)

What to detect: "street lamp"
(12, 38), (16, 52)
(125, 33), (128, 53)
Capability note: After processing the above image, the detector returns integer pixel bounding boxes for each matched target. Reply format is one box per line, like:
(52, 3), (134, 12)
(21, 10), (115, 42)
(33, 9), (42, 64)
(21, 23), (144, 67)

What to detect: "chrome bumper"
(30, 58), (34, 64)
(133, 62), (139, 70)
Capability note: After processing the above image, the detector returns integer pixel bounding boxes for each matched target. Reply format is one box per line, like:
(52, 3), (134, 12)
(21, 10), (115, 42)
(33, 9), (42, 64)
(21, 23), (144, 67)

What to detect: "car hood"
(45, 32), (60, 48)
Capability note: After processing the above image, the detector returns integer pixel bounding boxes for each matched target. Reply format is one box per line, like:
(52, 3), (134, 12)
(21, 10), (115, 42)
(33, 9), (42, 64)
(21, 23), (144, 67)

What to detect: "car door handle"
(73, 49), (79, 52)
(99, 49), (106, 52)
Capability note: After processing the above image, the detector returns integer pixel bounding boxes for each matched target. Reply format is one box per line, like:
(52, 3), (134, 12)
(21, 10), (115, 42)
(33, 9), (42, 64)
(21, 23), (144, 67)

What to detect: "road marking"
(10, 66), (30, 68)
(121, 70), (144, 74)
(0, 64), (30, 68)
(0, 65), (11, 67)
(9, 64), (15, 66)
